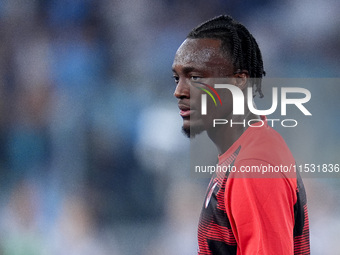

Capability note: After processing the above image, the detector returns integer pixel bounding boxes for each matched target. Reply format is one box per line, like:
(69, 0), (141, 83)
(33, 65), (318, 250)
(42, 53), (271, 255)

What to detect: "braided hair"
(187, 15), (265, 98)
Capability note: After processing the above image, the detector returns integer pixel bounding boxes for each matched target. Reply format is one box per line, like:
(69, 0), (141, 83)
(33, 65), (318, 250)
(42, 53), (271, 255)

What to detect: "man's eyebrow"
(172, 66), (198, 74)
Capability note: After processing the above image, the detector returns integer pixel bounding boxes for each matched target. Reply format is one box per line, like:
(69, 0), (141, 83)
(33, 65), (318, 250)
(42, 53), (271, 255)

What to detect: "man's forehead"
(173, 38), (228, 68)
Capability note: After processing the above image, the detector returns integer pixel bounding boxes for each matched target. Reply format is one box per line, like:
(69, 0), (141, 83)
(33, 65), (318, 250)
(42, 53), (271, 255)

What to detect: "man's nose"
(174, 79), (190, 99)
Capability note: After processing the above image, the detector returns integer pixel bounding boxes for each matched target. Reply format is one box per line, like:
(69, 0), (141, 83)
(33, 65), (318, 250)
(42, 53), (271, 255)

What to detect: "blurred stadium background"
(0, 0), (339, 254)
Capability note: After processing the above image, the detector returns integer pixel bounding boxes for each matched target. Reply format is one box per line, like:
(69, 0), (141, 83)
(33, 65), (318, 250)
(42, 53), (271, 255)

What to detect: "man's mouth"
(178, 104), (191, 117)
(180, 109), (191, 117)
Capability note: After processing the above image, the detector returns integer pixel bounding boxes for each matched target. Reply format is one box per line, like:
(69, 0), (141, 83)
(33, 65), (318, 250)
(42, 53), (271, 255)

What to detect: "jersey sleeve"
(224, 159), (297, 255)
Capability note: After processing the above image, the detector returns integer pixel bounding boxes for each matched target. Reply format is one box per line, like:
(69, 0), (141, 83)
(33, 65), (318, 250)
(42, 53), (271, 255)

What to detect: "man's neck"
(206, 111), (260, 155)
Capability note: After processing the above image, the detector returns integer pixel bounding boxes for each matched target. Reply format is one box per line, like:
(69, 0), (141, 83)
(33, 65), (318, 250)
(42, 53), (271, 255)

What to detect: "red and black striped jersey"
(198, 119), (310, 254)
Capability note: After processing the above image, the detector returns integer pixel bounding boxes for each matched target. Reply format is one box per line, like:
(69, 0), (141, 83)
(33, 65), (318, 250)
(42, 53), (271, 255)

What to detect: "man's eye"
(173, 76), (179, 83)
(191, 76), (201, 81)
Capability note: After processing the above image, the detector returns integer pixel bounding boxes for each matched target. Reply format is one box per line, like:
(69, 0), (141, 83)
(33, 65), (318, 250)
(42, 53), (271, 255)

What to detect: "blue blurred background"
(0, 0), (339, 254)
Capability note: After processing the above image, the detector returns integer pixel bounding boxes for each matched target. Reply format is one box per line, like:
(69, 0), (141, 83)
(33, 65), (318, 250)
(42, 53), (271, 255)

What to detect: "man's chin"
(182, 125), (204, 139)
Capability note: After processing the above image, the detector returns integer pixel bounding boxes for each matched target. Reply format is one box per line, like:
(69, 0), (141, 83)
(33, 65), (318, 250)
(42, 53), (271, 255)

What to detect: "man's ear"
(233, 72), (248, 90)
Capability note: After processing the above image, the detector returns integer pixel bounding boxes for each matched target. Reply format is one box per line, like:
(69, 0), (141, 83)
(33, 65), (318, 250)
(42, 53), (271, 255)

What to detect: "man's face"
(172, 38), (235, 137)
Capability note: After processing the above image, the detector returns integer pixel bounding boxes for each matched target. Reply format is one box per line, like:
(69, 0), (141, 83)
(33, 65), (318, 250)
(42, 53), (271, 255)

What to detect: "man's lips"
(180, 109), (191, 117)
(178, 104), (193, 117)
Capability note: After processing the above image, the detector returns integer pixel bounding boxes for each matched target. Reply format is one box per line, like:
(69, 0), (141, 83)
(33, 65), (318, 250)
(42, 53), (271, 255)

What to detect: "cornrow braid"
(187, 15), (266, 98)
